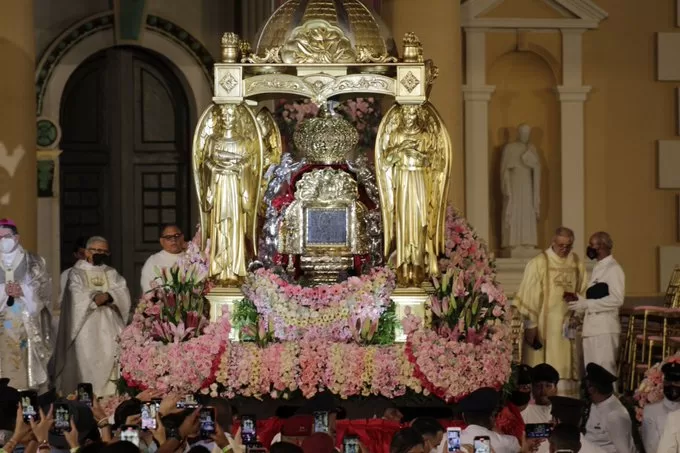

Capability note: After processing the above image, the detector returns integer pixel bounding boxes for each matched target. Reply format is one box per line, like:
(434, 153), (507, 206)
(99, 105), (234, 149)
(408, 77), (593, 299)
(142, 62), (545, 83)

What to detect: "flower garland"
(633, 352), (680, 421)
(404, 207), (513, 402)
(239, 267), (396, 343)
(118, 228), (231, 394)
(214, 340), (422, 400)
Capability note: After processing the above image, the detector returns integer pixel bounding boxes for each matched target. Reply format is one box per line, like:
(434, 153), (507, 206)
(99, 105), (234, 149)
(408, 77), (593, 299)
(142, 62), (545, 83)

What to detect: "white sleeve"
(640, 409), (659, 453)
(607, 411), (637, 453)
(140, 258), (154, 295)
(586, 265), (625, 312)
(656, 412), (680, 453)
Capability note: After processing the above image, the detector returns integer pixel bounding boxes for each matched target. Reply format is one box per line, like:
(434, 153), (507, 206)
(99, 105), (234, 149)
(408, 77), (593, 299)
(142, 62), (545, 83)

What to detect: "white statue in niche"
(500, 123), (541, 257)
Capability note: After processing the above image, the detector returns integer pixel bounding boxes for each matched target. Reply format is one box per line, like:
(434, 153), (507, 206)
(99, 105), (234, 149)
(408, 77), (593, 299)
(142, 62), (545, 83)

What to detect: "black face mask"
(664, 385), (680, 402)
(509, 390), (532, 407)
(586, 247), (598, 260)
(91, 253), (110, 266)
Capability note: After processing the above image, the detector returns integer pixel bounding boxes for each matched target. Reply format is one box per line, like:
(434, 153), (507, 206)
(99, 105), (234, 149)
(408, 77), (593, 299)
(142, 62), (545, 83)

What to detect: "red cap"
(281, 415), (313, 437)
(0, 219), (17, 233)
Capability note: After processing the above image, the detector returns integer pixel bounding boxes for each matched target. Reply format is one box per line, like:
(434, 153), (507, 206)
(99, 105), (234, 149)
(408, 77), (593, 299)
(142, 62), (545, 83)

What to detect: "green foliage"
(370, 301), (396, 345)
(232, 298), (259, 342)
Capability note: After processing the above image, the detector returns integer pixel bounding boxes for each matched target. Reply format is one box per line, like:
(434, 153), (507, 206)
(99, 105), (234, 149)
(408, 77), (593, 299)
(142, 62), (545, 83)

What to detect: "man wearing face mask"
(53, 236), (131, 397)
(567, 232), (624, 375)
(496, 365), (533, 443)
(641, 362), (680, 453)
(0, 218), (53, 393)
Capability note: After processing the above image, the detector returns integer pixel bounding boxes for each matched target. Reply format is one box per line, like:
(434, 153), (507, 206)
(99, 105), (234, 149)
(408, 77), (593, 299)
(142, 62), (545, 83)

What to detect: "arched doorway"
(59, 46), (191, 295)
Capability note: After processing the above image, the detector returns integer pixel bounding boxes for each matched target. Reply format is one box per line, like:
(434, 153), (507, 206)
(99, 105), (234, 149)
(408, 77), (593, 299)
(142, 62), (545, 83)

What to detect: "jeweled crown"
(293, 107), (359, 164)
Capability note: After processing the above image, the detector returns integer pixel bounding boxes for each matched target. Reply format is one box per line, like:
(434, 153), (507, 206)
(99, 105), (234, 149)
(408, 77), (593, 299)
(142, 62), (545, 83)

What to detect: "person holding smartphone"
(411, 417), (445, 453)
(458, 388), (522, 453)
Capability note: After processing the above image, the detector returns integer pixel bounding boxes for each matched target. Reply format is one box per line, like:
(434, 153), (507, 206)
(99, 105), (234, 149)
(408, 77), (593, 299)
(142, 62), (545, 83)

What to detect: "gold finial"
(221, 32), (241, 63)
(239, 39), (252, 61)
(402, 32), (423, 63)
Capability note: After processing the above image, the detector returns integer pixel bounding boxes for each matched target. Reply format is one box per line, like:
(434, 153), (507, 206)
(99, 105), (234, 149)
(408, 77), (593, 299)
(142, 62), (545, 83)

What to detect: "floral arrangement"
(118, 230), (232, 394)
(403, 207), (513, 402)
(236, 267), (396, 344)
(274, 97), (382, 154)
(633, 352), (680, 421)
(212, 340), (421, 400)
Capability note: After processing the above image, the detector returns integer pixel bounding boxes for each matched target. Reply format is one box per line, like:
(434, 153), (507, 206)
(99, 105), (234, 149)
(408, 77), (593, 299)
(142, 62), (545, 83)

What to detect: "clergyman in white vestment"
(53, 236), (131, 397)
(0, 219), (53, 393)
(140, 224), (186, 294)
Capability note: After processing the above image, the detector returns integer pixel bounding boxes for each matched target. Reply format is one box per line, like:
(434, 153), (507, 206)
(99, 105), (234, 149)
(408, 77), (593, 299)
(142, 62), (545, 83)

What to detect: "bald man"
(568, 232), (625, 375)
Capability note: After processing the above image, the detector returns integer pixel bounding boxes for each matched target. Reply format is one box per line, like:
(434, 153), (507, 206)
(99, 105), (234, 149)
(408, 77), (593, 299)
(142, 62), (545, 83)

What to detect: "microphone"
(7, 296), (14, 307)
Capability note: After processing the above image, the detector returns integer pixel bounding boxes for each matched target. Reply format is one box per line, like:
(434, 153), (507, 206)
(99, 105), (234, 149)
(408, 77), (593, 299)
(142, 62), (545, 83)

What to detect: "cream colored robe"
(53, 260), (131, 396)
(513, 248), (587, 393)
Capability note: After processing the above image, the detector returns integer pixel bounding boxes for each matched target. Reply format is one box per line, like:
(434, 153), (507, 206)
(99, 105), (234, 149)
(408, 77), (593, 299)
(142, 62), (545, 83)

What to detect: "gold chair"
(510, 306), (524, 364)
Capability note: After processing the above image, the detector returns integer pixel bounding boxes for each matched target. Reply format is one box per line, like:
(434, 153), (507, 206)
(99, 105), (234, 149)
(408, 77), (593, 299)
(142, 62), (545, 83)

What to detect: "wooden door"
(60, 47), (191, 295)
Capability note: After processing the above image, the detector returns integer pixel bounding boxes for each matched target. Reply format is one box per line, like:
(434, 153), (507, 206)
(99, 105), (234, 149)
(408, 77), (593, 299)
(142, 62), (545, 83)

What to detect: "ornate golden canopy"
(254, 0), (397, 64)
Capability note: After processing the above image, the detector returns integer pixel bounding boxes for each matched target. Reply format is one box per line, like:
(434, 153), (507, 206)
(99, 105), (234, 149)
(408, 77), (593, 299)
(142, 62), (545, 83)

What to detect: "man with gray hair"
(568, 232), (625, 375)
(53, 236), (131, 396)
(514, 227), (588, 397)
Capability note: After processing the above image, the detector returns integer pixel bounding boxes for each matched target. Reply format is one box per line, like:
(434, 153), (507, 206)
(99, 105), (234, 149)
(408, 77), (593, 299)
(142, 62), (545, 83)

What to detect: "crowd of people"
(1, 218), (680, 453)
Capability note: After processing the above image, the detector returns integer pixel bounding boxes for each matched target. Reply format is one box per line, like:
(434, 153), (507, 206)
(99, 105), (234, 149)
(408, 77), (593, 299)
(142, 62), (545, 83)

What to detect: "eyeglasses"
(161, 233), (183, 241)
(88, 248), (110, 255)
(554, 242), (573, 250)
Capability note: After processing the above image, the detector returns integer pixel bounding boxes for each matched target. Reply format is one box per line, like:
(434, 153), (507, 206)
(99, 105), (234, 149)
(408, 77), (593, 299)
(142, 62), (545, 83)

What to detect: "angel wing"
(374, 104), (401, 257)
(236, 103), (265, 256)
(191, 105), (218, 247)
(256, 107), (283, 170)
(421, 102), (452, 256)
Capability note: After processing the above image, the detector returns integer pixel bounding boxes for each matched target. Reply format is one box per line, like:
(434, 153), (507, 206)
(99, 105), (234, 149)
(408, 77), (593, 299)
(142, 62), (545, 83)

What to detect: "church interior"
(1, 0), (680, 312)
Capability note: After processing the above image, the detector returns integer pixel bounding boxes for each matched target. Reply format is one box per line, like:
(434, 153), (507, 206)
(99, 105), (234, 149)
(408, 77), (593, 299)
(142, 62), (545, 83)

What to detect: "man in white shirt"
(583, 363), (637, 453)
(140, 224), (186, 294)
(642, 363), (680, 453)
(656, 409), (680, 453)
(568, 232), (625, 375)
(550, 396), (606, 453)
(459, 387), (522, 453)
(522, 363), (559, 424)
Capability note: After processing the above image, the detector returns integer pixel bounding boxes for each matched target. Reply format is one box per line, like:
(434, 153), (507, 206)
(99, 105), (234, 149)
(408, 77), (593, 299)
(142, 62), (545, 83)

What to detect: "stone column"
(382, 0), (464, 209)
(462, 29), (494, 241)
(557, 29), (589, 255)
(0, 0), (37, 251)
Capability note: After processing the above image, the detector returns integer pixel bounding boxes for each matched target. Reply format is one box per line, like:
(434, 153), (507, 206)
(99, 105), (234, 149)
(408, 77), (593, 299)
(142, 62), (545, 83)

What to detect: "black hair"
(270, 442), (304, 453)
(549, 424), (582, 453)
(207, 397), (233, 431)
(410, 417), (444, 438)
(187, 446), (210, 453)
(390, 427), (425, 453)
(114, 398), (142, 429)
(462, 412), (493, 429)
(160, 224), (182, 236)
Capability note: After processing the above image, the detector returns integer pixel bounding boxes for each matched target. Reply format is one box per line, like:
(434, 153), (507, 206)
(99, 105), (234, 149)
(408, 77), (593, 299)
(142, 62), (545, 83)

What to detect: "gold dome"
(254, 0), (398, 64)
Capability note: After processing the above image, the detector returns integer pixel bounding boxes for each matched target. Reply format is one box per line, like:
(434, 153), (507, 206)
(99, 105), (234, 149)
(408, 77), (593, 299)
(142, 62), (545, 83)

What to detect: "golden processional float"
(193, 0), (452, 334)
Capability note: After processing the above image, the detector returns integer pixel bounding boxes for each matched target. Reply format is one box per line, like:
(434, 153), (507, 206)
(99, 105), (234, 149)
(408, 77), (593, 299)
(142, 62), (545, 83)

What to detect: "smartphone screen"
(141, 401), (158, 431)
(121, 425), (140, 447)
(343, 436), (360, 453)
(447, 427), (461, 452)
(240, 415), (256, 445)
(176, 394), (198, 409)
(52, 403), (71, 434)
(199, 407), (216, 440)
(20, 391), (39, 423)
(77, 383), (93, 407)
(525, 423), (552, 439)
(474, 436), (490, 453)
(313, 411), (329, 434)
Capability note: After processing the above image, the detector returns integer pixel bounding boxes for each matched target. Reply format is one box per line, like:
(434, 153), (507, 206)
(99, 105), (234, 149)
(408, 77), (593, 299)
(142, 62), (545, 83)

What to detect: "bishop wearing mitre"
(0, 218), (53, 393)
(53, 236), (131, 397)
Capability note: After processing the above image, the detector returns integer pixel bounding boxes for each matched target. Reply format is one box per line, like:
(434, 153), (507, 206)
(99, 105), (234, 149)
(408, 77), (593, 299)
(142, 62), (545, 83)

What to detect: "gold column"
(382, 0), (464, 210)
(0, 0), (37, 250)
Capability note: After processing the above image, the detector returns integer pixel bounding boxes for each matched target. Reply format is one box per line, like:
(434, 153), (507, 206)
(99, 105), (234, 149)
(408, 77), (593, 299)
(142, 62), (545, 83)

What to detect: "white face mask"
(0, 237), (16, 253)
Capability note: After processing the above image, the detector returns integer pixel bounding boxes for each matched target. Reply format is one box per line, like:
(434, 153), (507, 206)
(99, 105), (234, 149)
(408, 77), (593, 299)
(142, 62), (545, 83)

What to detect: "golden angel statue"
(193, 103), (264, 285)
(375, 103), (452, 286)
(255, 107), (283, 215)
